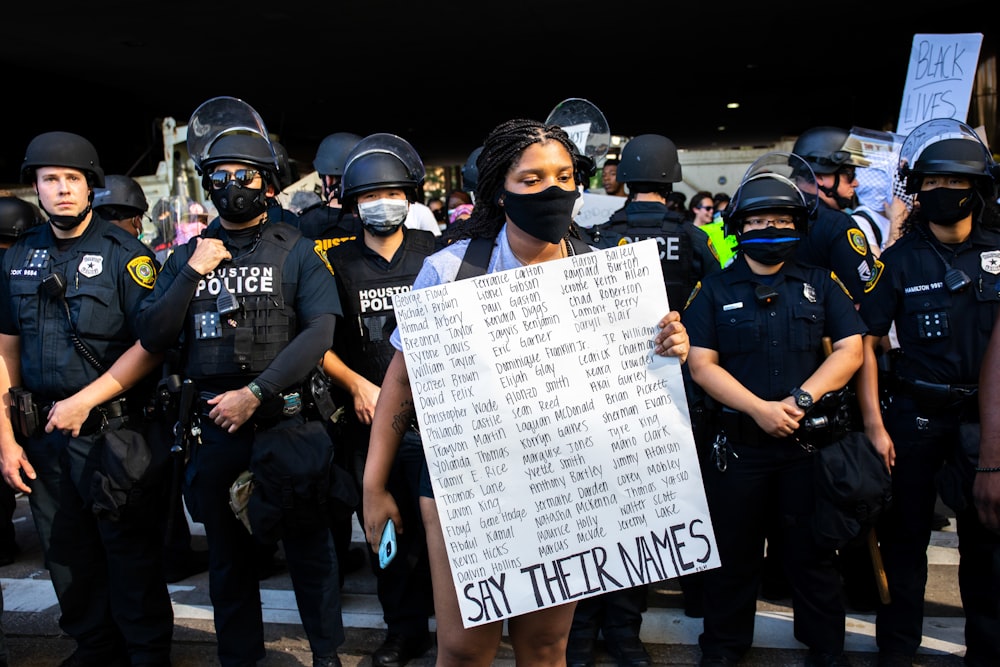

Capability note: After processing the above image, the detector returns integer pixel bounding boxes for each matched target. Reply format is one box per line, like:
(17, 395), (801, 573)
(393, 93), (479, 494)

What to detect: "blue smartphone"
(378, 519), (397, 569)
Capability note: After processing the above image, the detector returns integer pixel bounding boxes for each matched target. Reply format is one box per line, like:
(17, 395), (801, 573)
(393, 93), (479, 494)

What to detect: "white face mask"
(358, 198), (409, 236)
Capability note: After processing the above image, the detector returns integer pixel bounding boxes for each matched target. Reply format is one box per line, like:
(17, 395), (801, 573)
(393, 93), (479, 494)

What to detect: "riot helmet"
(724, 152), (817, 237)
(617, 134), (682, 188)
(313, 132), (363, 176)
(94, 174), (149, 219)
(792, 126), (868, 175)
(898, 118), (999, 195)
(341, 133), (424, 236)
(461, 145), (484, 195)
(21, 131), (105, 187)
(0, 196), (44, 242)
(340, 133), (425, 204)
(198, 133), (280, 190)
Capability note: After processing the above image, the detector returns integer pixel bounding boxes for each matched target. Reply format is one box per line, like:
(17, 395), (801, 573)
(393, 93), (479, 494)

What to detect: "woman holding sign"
(363, 117), (690, 666)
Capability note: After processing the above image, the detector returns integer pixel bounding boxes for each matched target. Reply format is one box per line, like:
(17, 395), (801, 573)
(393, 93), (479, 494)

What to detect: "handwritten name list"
(393, 239), (719, 627)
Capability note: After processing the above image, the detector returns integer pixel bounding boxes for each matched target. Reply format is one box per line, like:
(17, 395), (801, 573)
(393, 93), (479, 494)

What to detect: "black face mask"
(45, 202), (93, 231)
(738, 227), (800, 265)
(210, 183), (268, 224)
(501, 185), (579, 244)
(917, 187), (976, 226)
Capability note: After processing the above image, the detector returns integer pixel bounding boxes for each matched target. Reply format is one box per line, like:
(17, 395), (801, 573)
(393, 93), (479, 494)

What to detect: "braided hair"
(443, 118), (585, 243)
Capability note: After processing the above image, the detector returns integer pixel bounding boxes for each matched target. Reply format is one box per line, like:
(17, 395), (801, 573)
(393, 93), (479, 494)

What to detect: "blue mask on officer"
(738, 227), (800, 265)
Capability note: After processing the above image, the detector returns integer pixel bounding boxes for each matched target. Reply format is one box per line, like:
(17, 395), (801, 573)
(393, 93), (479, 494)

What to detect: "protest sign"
(897, 33), (983, 135)
(393, 239), (719, 627)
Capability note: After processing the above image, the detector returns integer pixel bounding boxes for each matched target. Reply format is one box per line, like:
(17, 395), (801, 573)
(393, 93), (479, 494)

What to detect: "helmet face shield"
(898, 118), (998, 193)
(187, 96), (278, 177)
(725, 152), (816, 236)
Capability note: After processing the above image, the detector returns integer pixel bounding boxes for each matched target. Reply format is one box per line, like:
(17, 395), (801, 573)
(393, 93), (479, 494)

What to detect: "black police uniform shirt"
(326, 227), (436, 389)
(296, 203), (363, 270)
(859, 221), (1000, 385)
(0, 217), (157, 399)
(137, 219), (341, 394)
(684, 255), (866, 401)
(589, 200), (721, 311)
(796, 203), (882, 305)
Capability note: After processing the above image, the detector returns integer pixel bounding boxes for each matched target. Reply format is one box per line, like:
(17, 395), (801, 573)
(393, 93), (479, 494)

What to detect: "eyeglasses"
(696, 204), (714, 210)
(743, 217), (796, 229)
(209, 168), (260, 190)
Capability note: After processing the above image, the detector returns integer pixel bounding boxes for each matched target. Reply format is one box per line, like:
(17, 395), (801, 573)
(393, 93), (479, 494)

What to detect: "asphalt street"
(1, 495), (967, 666)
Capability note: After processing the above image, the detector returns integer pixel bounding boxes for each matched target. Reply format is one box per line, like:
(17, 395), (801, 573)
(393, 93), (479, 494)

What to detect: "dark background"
(2, 1), (996, 183)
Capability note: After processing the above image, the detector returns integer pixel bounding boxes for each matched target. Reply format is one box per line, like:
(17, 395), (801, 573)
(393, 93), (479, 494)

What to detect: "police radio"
(754, 284), (779, 306)
(917, 225), (972, 293)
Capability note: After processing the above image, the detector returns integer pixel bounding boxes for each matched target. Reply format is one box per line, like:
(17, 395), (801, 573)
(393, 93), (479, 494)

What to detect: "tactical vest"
(327, 230), (437, 384)
(616, 205), (694, 311)
(185, 224), (299, 378)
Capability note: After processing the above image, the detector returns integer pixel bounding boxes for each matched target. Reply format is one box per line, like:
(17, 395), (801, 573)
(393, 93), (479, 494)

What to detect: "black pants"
(877, 395), (999, 666)
(570, 585), (648, 642)
(187, 416), (344, 666)
(23, 429), (174, 664)
(698, 439), (845, 661)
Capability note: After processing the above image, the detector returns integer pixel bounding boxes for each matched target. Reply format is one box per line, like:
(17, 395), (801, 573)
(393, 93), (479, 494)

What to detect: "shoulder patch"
(863, 259), (885, 293)
(847, 228), (869, 256)
(829, 271), (853, 300)
(127, 256), (157, 289)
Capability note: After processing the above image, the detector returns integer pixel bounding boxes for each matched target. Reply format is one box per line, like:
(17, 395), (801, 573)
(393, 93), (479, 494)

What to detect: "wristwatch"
(790, 387), (813, 409)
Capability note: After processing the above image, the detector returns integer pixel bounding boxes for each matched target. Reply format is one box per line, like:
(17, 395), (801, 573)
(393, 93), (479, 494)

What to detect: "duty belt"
(720, 408), (842, 449)
(894, 377), (977, 407)
(19, 394), (130, 438)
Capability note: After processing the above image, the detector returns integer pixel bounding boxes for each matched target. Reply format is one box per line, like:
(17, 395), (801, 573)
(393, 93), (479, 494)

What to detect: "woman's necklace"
(511, 239), (569, 265)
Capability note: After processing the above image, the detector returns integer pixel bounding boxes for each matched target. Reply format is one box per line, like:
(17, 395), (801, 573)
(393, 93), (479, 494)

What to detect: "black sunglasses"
(209, 168), (259, 190)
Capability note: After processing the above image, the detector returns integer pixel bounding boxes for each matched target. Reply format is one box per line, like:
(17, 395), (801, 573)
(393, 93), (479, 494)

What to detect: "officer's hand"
(206, 388), (258, 434)
(352, 378), (380, 426)
(756, 399), (803, 438)
(363, 487), (402, 554)
(974, 472), (1000, 535)
(187, 237), (232, 275)
(0, 443), (35, 494)
(654, 311), (689, 363)
(865, 423), (895, 471)
(45, 395), (95, 437)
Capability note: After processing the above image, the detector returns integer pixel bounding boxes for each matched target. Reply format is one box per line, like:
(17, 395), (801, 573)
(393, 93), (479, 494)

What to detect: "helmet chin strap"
(45, 203), (92, 231)
(819, 173), (855, 211)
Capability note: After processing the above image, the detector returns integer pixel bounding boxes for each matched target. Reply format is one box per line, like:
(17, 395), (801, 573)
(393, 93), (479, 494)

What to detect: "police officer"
(321, 133), (436, 667)
(0, 196), (42, 568)
(855, 118), (1000, 667)
(684, 153), (866, 667)
(587, 133), (720, 311)
(296, 131), (368, 579)
(0, 132), (172, 666)
(792, 126), (881, 306)
(0, 194), (44, 666)
(297, 131), (364, 253)
(267, 140), (301, 227)
(94, 174), (149, 239)
(136, 98), (345, 667)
